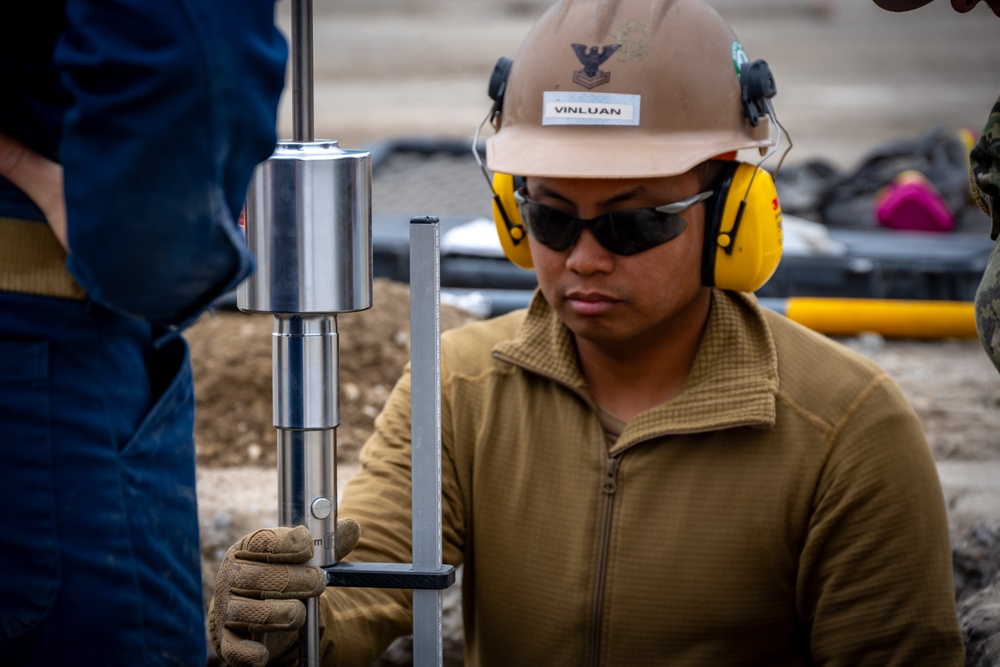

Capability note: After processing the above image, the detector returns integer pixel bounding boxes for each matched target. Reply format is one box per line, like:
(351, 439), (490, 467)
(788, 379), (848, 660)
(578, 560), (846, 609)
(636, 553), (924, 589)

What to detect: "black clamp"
(323, 562), (457, 590)
(740, 59), (777, 127)
(488, 56), (514, 123)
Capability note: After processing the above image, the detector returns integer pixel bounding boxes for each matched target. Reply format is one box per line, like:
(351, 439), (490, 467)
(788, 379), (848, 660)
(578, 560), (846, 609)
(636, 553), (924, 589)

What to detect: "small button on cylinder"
(310, 497), (332, 520)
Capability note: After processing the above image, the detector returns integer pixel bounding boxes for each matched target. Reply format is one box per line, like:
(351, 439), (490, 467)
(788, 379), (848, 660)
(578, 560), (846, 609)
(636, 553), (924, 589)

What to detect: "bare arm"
(0, 132), (67, 251)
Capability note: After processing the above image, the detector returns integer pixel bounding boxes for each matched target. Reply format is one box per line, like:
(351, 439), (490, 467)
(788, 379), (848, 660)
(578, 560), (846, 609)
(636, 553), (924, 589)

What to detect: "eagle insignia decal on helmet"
(571, 43), (621, 89)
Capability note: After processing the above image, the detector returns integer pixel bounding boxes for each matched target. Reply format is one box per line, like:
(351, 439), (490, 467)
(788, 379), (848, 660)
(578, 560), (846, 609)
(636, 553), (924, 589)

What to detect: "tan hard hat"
(486, 0), (775, 179)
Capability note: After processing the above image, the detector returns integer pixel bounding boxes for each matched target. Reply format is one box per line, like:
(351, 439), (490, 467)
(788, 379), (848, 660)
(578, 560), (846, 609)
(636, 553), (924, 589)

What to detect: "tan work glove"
(210, 521), (360, 667)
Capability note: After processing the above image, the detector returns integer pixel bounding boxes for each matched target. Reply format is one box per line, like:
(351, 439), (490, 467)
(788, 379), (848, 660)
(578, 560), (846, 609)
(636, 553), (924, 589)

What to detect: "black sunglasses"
(513, 189), (714, 256)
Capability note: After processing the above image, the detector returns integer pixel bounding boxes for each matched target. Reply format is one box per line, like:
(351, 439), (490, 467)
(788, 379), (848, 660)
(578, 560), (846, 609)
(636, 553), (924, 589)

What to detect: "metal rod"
(291, 0), (314, 142)
(278, 428), (337, 667)
(241, 4), (372, 666)
(409, 217), (444, 666)
(288, 2), (319, 662)
(273, 314), (339, 667)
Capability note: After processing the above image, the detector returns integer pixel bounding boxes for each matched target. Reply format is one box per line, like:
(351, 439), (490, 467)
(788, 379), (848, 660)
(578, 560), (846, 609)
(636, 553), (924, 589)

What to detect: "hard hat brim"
(486, 125), (774, 179)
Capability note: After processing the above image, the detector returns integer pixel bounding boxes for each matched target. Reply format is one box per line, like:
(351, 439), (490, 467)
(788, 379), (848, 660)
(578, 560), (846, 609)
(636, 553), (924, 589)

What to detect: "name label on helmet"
(542, 92), (640, 126)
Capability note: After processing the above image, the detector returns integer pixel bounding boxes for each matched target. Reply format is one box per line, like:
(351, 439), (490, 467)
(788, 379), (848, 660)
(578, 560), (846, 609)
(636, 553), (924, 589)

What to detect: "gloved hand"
(210, 521), (361, 667)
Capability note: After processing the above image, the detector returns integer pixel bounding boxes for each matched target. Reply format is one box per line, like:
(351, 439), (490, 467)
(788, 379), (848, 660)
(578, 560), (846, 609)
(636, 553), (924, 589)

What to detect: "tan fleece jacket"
(320, 289), (963, 666)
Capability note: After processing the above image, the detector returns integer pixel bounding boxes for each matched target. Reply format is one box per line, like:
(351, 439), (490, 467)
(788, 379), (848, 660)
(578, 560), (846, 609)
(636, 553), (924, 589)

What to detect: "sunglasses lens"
(598, 210), (688, 255)
(517, 200), (688, 255)
(517, 202), (581, 251)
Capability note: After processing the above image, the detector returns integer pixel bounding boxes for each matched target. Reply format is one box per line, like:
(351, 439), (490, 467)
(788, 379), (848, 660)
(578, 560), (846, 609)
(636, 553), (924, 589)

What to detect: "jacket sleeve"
(319, 361), (467, 665)
(56, 0), (287, 326)
(797, 376), (964, 666)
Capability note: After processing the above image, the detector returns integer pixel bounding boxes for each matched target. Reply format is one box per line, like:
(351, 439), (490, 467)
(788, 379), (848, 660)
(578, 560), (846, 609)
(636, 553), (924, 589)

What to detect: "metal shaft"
(273, 314), (339, 667)
(239, 3), (372, 665)
(288, 3), (322, 662)
(291, 0), (314, 142)
(409, 217), (444, 666)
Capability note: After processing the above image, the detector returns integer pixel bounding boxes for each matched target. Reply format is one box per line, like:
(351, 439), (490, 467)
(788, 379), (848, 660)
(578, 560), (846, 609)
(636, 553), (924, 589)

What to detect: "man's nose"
(565, 228), (615, 275)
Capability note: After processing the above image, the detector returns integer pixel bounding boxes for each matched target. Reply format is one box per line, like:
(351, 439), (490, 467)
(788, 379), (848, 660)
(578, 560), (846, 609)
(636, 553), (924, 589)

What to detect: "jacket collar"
(494, 289), (779, 444)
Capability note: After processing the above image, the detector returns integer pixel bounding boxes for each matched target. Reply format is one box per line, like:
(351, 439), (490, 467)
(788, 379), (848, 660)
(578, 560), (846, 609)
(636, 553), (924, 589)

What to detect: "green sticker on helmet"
(731, 41), (749, 77)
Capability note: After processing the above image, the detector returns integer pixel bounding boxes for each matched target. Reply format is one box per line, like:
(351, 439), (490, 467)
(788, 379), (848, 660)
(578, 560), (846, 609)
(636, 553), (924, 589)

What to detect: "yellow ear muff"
(491, 172), (533, 269)
(711, 162), (783, 292)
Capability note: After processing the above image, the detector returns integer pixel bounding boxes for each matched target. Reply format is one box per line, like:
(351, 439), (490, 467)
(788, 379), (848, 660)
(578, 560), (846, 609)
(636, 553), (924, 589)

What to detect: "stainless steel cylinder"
(272, 315), (338, 430)
(277, 428), (339, 566)
(275, 345), (340, 667)
(238, 140), (373, 314)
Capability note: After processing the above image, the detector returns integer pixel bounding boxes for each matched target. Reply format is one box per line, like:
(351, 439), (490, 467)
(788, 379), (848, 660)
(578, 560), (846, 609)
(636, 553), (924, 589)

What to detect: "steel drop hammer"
(236, 0), (453, 664)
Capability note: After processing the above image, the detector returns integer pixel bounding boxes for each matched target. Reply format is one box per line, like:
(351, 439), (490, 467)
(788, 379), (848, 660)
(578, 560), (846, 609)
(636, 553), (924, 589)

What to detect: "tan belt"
(0, 216), (86, 300)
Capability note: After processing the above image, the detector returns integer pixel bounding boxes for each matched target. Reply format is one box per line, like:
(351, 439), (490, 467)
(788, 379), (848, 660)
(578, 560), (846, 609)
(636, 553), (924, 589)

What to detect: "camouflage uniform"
(972, 95), (1000, 373)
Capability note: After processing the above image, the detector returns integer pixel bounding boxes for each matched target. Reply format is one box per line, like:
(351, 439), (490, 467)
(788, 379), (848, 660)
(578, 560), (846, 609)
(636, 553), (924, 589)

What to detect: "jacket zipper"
(590, 456), (620, 667)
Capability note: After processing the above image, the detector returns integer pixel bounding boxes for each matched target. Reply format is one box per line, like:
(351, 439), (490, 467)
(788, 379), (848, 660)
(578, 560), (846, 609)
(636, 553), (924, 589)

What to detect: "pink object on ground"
(875, 170), (955, 232)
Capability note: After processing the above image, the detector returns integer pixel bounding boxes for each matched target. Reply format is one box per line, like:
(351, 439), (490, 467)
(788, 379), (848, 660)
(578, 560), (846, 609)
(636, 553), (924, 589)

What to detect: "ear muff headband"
(492, 172), (534, 269)
(702, 162), (783, 292)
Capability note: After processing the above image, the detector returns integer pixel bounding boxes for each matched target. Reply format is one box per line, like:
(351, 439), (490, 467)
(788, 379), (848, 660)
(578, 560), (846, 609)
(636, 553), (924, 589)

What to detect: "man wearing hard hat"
(211, 1), (964, 664)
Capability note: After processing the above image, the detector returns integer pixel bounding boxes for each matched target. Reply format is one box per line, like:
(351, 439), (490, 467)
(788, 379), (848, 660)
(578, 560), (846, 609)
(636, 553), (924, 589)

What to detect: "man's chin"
(559, 310), (621, 346)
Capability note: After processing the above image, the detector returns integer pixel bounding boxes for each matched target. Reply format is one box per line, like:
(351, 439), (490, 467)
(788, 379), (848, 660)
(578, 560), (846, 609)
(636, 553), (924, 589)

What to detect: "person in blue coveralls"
(0, 1), (287, 664)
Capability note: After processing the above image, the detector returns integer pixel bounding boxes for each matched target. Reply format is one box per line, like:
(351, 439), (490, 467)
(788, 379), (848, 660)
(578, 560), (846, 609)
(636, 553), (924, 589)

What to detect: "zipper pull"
(603, 458), (619, 494)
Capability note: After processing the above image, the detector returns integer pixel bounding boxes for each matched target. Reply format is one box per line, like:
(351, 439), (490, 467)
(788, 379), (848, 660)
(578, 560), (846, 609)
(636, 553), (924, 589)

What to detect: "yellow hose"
(783, 298), (978, 339)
